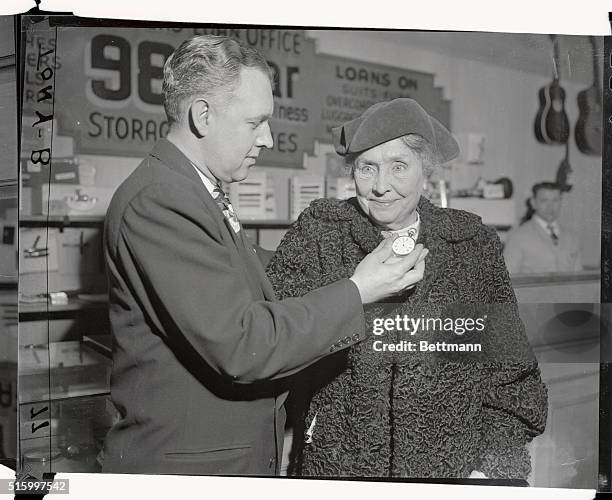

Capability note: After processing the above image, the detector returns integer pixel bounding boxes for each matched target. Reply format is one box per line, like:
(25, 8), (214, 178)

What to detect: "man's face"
(203, 67), (274, 183)
(532, 188), (562, 223)
(353, 137), (425, 230)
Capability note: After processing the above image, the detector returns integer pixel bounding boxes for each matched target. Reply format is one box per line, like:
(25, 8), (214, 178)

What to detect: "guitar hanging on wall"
(575, 36), (602, 156)
(534, 35), (570, 145)
(556, 140), (574, 192)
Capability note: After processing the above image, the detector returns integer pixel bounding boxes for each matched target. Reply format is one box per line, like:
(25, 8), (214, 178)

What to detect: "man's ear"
(188, 98), (210, 138)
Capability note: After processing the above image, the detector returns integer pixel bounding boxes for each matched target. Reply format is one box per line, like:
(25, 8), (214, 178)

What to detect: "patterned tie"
(546, 223), (558, 245)
(212, 185), (241, 233)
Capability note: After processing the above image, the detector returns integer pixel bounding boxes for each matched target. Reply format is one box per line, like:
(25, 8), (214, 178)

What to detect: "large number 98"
(89, 34), (174, 106)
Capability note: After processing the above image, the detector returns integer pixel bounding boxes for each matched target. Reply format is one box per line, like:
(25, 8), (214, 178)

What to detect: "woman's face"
(353, 137), (425, 230)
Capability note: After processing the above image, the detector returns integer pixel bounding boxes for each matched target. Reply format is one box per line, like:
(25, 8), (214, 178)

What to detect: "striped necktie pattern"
(546, 223), (559, 245)
(212, 185), (241, 233)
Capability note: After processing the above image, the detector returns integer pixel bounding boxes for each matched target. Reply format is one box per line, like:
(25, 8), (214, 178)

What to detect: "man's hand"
(349, 238), (428, 304)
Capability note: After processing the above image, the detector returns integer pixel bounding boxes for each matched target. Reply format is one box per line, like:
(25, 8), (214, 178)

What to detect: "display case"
(18, 316), (117, 474)
(19, 341), (111, 403)
(18, 212), (117, 475)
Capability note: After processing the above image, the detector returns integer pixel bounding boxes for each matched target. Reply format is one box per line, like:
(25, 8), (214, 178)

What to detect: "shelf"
(511, 270), (601, 287)
(19, 389), (110, 406)
(20, 298), (107, 313)
(19, 298), (107, 321)
(20, 215), (292, 230)
(20, 215), (105, 229)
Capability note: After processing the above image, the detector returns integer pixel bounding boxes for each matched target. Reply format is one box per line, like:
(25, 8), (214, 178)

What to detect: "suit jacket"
(503, 218), (582, 274)
(101, 138), (365, 475)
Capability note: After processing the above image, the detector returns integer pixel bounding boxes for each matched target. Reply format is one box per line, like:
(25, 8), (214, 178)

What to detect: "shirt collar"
(381, 212), (421, 239)
(190, 161), (218, 196)
(533, 214), (559, 233)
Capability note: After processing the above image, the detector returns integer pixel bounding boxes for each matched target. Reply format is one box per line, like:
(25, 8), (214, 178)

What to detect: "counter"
(511, 269), (600, 303)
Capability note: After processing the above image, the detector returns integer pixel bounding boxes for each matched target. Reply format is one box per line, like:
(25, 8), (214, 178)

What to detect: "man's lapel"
(150, 139), (244, 248)
(149, 139), (280, 301)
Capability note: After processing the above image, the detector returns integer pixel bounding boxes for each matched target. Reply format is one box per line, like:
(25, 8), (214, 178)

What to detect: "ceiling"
(353, 30), (603, 85)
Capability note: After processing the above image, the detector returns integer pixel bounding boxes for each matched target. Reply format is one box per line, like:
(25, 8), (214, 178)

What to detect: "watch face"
(392, 235), (415, 256)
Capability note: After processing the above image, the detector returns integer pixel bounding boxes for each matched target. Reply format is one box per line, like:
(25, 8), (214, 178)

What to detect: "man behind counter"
(101, 35), (427, 476)
(503, 181), (582, 274)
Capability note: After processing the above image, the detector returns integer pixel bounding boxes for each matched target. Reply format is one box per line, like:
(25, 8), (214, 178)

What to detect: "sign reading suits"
(23, 26), (450, 168)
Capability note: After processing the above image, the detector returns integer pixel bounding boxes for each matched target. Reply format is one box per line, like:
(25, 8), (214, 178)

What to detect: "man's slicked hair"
(532, 181), (562, 197)
(162, 35), (274, 124)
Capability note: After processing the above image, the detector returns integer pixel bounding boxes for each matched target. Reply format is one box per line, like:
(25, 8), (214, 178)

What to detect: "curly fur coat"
(266, 196), (548, 479)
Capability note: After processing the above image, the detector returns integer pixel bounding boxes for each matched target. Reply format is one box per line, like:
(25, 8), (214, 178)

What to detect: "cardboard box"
(326, 177), (356, 200)
(289, 176), (325, 221)
(228, 172), (268, 220)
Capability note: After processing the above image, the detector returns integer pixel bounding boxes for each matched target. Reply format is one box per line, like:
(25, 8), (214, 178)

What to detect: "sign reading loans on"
(23, 27), (450, 168)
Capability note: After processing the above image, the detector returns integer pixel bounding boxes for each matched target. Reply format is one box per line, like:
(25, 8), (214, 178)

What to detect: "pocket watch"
(391, 231), (416, 256)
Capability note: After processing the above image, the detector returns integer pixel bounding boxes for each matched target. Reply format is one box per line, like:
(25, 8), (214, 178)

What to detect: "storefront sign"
(23, 26), (450, 168)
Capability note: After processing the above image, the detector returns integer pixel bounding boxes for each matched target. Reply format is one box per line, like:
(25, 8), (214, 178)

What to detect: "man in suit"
(102, 35), (427, 476)
(504, 182), (582, 274)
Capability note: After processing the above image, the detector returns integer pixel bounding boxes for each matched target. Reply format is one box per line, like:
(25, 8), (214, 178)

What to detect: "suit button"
(343, 336), (351, 344)
(330, 345), (335, 352)
(352, 333), (360, 341)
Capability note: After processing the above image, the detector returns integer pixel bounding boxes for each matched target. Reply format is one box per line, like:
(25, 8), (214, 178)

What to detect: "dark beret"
(331, 98), (459, 163)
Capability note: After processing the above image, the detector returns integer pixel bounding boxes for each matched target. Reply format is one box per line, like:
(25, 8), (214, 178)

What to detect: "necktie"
(212, 185), (241, 233)
(546, 223), (558, 245)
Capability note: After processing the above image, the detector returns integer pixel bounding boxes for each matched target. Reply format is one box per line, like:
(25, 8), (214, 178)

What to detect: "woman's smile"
(369, 199), (399, 208)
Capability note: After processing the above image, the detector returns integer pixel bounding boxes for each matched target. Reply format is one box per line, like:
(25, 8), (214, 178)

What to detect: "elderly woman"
(266, 98), (548, 479)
